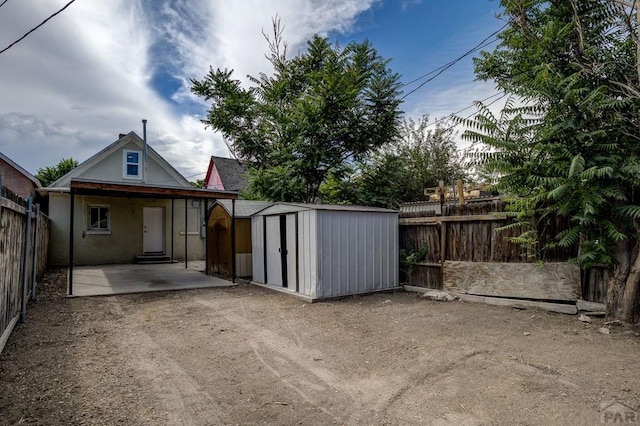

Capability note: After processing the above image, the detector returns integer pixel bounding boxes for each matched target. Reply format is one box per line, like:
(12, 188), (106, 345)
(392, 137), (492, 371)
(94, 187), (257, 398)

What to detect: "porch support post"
(231, 198), (236, 283)
(205, 199), (209, 275)
(69, 190), (75, 296)
(170, 199), (174, 262)
(184, 198), (188, 269)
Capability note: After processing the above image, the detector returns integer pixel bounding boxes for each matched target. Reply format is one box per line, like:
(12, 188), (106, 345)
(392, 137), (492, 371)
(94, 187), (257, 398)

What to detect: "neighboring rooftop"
(0, 151), (41, 187)
(206, 156), (248, 192)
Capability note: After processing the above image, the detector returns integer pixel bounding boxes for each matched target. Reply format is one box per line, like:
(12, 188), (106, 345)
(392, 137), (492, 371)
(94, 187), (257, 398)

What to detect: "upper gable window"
(123, 149), (142, 179)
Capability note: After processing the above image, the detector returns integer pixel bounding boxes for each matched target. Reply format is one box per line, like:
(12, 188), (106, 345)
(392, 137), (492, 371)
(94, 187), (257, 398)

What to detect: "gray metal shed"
(251, 203), (399, 301)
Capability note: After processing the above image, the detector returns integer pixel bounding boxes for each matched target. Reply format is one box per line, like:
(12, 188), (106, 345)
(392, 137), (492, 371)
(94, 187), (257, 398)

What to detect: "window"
(123, 149), (142, 179)
(88, 205), (110, 233)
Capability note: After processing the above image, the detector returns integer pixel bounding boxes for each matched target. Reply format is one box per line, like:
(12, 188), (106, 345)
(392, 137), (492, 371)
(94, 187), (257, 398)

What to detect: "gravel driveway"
(1, 268), (639, 425)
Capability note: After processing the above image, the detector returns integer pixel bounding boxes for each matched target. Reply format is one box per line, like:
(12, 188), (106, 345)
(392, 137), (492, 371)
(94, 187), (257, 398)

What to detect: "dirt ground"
(1, 269), (639, 425)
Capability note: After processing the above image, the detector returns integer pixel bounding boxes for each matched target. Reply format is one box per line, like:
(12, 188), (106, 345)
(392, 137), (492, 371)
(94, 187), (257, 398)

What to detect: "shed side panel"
(316, 211), (398, 299)
(297, 210), (317, 298)
(251, 216), (265, 283)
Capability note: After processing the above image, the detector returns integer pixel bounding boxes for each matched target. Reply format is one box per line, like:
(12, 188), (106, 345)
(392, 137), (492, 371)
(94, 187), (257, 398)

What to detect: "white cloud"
(0, 0), (376, 176)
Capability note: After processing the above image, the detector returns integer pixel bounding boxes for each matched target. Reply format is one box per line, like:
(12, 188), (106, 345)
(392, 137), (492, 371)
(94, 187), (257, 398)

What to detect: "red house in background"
(0, 152), (41, 199)
(204, 156), (248, 193)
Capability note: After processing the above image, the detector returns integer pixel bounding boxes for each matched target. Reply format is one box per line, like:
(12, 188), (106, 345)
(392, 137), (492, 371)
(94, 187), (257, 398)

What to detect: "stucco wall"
(78, 140), (185, 185)
(48, 192), (70, 266)
(49, 193), (205, 266)
(0, 159), (37, 198)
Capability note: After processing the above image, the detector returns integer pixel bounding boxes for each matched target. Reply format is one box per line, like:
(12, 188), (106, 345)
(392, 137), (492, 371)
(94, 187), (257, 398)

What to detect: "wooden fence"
(0, 184), (50, 353)
(400, 200), (607, 303)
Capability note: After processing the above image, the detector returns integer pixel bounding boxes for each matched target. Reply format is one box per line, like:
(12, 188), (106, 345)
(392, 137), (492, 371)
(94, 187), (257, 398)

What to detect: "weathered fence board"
(400, 200), (604, 303)
(1, 198), (27, 348)
(407, 263), (442, 289)
(456, 293), (579, 315)
(582, 267), (608, 303)
(36, 207), (49, 279)
(443, 261), (581, 301)
(0, 193), (50, 354)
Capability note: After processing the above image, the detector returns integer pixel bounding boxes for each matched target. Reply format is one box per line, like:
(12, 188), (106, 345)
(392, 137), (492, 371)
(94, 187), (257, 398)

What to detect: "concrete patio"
(68, 261), (236, 297)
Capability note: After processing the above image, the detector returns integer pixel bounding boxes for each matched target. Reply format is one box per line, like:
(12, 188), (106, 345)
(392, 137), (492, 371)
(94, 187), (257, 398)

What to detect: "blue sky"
(0, 0), (506, 180)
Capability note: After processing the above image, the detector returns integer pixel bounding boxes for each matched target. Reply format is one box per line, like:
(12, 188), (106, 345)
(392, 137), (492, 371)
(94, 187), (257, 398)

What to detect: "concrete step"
(136, 254), (172, 264)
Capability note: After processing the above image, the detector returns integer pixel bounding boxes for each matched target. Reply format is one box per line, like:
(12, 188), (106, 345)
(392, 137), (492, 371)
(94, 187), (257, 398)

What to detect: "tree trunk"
(606, 238), (640, 323)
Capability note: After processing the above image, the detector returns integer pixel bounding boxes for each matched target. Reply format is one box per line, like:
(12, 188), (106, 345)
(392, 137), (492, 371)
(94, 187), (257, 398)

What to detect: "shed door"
(143, 207), (165, 253)
(265, 216), (283, 286)
(285, 214), (297, 290)
(264, 214), (297, 289)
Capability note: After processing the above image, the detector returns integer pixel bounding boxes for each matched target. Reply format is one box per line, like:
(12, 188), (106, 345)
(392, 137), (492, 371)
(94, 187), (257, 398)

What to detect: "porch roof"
(69, 178), (239, 200)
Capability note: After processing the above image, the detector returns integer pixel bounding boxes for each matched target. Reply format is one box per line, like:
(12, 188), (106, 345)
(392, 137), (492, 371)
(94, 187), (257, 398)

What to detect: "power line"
(184, 171), (206, 179)
(422, 92), (507, 130)
(0, 0), (10, 10)
(0, 0), (77, 56)
(153, 171), (207, 185)
(400, 21), (510, 100)
(423, 93), (509, 149)
(402, 21), (510, 89)
(450, 92), (508, 128)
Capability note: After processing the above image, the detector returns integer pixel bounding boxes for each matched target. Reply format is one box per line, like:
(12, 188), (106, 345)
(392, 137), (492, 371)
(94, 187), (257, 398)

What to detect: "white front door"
(143, 207), (165, 253)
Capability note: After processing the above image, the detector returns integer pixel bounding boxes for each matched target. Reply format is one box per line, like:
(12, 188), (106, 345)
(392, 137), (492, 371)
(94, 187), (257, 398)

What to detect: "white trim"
(143, 206), (166, 253)
(86, 230), (112, 235)
(123, 149), (142, 180)
(87, 204), (111, 233)
(47, 132), (192, 188)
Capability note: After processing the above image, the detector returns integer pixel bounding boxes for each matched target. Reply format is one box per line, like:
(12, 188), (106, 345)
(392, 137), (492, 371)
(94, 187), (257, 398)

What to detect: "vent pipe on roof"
(142, 119), (148, 184)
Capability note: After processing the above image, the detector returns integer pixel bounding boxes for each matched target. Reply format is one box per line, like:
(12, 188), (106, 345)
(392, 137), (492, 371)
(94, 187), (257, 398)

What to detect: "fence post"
(184, 198), (188, 269)
(20, 196), (33, 323)
(31, 203), (41, 301)
(457, 179), (465, 205)
(440, 220), (447, 289)
(0, 174), (3, 228)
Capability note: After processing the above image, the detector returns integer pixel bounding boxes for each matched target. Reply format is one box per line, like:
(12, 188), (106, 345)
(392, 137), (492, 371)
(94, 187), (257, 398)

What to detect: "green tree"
(320, 153), (410, 208)
(191, 179), (205, 188)
(460, 0), (640, 322)
(191, 20), (403, 203)
(321, 115), (466, 208)
(393, 115), (467, 194)
(36, 157), (78, 187)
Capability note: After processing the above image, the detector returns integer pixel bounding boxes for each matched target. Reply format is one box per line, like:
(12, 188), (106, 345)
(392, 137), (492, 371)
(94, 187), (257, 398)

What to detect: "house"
(251, 203), (399, 301)
(0, 152), (41, 200)
(204, 155), (248, 192)
(39, 131), (237, 267)
(206, 199), (273, 279)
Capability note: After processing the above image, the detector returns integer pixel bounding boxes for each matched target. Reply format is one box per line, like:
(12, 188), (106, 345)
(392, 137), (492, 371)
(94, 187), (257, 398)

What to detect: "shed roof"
(253, 202), (397, 216)
(215, 199), (274, 218)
